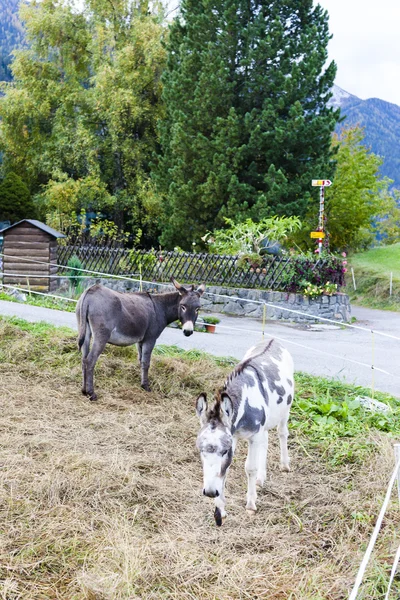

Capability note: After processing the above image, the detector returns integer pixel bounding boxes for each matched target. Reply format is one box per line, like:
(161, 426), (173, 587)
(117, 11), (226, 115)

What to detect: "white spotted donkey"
(196, 339), (294, 526)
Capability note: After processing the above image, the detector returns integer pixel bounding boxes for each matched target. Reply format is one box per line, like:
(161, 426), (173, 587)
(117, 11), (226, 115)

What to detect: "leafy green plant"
(202, 216), (302, 257)
(202, 316), (220, 325)
(293, 373), (400, 465)
(66, 255), (84, 288)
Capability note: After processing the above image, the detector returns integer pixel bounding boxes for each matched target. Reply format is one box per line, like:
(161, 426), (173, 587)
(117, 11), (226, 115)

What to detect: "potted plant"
(202, 315), (220, 333)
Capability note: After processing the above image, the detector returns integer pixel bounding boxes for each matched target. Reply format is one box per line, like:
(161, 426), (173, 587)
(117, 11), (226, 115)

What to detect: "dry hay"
(0, 319), (398, 599)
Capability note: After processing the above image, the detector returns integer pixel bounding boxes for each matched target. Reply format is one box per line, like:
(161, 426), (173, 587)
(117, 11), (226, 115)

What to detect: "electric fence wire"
(1, 251), (400, 341)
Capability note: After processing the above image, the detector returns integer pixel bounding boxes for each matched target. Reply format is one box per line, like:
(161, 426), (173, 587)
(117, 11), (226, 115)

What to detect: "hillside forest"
(0, 0), (24, 81)
(0, 0), (399, 256)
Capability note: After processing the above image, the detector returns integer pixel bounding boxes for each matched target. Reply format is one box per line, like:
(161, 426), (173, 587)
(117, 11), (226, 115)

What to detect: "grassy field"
(350, 244), (400, 279)
(0, 317), (399, 599)
(348, 244), (400, 311)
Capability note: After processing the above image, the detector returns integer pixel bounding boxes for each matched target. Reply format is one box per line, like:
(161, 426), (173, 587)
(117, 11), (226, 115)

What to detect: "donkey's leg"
(84, 334), (109, 401)
(278, 416), (290, 472)
(214, 475), (228, 526)
(80, 326), (92, 395)
(245, 434), (263, 513)
(137, 342), (143, 365)
(256, 429), (269, 487)
(140, 339), (156, 391)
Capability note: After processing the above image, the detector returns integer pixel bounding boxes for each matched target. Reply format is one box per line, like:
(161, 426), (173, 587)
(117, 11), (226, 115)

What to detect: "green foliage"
(294, 373), (400, 464)
(0, 0), (166, 241)
(154, 0), (340, 249)
(202, 316), (220, 325)
(281, 251), (345, 293)
(203, 216), (301, 256)
(66, 255), (84, 288)
(0, 0), (25, 82)
(0, 172), (35, 222)
(324, 127), (398, 251)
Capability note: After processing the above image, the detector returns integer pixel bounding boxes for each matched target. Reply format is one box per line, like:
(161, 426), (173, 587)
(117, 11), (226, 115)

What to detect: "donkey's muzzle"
(203, 488), (219, 498)
(183, 329), (193, 337)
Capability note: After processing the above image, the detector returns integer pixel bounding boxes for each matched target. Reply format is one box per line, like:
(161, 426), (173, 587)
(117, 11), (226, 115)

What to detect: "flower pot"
(204, 323), (216, 333)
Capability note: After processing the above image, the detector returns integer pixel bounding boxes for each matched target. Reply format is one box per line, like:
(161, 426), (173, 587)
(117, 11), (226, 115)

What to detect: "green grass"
(0, 290), (76, 312)
(347, 244), (400, 311)
(350, 243), (400, 278)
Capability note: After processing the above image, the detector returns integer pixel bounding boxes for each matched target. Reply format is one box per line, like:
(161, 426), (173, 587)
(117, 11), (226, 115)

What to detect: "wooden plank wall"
(3, 224), (52, 292)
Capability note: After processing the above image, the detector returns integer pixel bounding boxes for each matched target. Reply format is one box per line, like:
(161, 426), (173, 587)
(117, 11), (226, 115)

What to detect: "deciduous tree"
(324, 127), (399, 251)
(0, 0), (166, 240)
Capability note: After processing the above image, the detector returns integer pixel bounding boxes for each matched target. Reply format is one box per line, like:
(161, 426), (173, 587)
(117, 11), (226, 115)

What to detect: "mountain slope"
(0, 0), (25, 81)
(332, 85), (400, 189)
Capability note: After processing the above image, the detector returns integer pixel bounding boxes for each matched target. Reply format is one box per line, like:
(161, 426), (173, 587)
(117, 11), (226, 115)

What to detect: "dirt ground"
(0, 319), (398, 599)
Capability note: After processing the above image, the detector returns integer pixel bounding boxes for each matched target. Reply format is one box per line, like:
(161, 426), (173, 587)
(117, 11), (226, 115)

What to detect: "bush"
(0, 172), (35, 223)
(66, 255), (84, 288)
(283, 252), (345, 293)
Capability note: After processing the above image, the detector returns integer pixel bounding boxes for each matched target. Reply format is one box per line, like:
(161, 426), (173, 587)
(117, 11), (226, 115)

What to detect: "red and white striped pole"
(311, 179), (332, 253)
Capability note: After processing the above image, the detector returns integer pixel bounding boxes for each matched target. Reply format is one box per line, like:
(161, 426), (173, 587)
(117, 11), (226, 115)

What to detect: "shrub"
(66, 255), (84, 288)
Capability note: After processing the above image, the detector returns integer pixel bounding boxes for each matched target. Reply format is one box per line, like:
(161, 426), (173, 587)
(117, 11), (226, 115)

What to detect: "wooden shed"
(1, 220), (65, 292)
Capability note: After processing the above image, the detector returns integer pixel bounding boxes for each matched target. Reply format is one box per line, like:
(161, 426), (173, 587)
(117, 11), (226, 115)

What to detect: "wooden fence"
(57, 244), (345, 292)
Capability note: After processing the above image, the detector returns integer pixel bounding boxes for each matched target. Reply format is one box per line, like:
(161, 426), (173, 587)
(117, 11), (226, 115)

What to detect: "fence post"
(351, 267), (357, 291)
(390, 272), (393, 297)
(395, 444), (400, 505)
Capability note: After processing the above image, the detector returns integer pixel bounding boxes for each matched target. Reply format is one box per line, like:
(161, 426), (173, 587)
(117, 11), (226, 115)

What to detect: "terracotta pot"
(204, 323), (216, 333)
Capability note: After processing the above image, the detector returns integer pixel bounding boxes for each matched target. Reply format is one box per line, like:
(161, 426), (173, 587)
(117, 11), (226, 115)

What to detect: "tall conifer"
(155, 0), (340, 249)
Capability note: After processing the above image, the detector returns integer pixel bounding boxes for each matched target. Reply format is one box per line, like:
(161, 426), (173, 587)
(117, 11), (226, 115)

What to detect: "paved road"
(1, 299), (399, 397)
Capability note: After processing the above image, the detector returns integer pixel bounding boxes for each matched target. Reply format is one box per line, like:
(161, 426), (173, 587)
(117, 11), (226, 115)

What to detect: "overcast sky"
(318, 0), (400, 105)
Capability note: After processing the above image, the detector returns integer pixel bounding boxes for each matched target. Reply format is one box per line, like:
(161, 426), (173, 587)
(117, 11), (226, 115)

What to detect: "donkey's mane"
(207, 390), (227, 425)
(223, 339), (274, 389)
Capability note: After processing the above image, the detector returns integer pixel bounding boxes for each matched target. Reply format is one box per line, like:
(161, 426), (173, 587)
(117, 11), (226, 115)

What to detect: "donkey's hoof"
(280, 464), (290, 473)
(81, 389), (88, 396)
(89, 393), (98, 401)
(141, 384), (151, 392)
(214, 507), (227, 526)
(246, 508), (257, 517)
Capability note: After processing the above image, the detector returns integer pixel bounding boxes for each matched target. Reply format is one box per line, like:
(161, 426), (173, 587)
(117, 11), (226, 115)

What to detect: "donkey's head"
(195, 392), (234, 499)
(171, 277), (205, 337)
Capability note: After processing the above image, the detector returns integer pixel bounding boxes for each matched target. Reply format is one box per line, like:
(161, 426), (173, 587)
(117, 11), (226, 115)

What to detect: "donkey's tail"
(77, 288), (90, 350)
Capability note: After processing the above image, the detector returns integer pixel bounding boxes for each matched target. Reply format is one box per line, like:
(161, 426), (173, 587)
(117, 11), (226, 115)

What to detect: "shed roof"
(1, 219), (66, 239)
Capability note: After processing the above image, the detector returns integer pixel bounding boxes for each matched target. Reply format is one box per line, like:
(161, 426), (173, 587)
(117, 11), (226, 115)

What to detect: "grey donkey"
(76, 278), (205, 400)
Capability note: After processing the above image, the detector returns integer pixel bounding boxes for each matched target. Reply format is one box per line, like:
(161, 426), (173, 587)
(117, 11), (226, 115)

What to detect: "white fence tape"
(384, 541), (400, 600)
(1, 252), (400, 341)
(348, 455), (400, 600)
(0, 283), (78, 303)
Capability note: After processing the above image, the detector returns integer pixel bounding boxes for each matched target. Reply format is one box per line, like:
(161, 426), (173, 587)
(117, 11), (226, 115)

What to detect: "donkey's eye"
(196, 308), (200, 313)
(221, 450), (228, 457)
(181, 305), (186, 311)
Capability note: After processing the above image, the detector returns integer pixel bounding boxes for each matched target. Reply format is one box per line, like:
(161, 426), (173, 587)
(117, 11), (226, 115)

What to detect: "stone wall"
(60, 278), (351, 323)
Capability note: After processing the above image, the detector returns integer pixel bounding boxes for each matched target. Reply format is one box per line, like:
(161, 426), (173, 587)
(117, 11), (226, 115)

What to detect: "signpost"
(311, 179), (332, 252)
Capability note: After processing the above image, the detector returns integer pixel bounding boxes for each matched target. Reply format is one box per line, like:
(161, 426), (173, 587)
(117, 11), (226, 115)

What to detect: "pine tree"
(0, 172), (34, 222)
(155, 0), (340, 249)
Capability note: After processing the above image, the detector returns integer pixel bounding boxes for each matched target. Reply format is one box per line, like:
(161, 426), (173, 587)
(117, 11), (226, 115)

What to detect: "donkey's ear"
(220, 392), (234, 426)
(196, 393), (208, 424)
(196, 283), (206, 296)
(171, 276), (187, 296)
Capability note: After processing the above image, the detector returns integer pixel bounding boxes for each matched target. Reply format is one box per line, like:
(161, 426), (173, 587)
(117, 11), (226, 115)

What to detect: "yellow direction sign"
(312, 179), (332, 187)
(310, 231), (325, 239)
